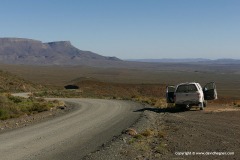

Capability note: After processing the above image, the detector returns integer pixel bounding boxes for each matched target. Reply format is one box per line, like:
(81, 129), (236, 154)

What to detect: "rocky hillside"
(0, 70), (41, 92)
(0, 38), (120, 65)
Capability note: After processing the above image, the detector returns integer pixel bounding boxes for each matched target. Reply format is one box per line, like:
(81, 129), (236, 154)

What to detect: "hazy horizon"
(126, 58), (240, 60)
(1, 0), (240, 59)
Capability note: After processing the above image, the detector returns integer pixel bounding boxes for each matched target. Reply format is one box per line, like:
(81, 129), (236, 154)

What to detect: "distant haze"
(127, 59), (211, 63)
(126, 59), (240, 64)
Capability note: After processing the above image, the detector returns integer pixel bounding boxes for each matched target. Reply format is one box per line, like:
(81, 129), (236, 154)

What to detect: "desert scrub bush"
(7, 95), (23, 103)
(0, 94), (58, 120)
(30, 102), (50, 113)
(141, 129), (154, 137)
(32, 91), (48, 97)
(33, 90), (82, 98)
(20, 97), (55, 114)
(0, 96), (21, 120)
(0, 108), (9, 120)
(0, 95), (9, 104)
(133, 134), (144, 140)
(128, 137), (137, 144)
(127, 134), (143, 144)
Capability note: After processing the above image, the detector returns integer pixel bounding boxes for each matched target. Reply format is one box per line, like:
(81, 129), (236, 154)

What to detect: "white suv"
(166, 82), (217, 110)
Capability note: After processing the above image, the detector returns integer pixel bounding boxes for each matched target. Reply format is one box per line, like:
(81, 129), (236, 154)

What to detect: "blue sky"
(0, 0), (239, 59)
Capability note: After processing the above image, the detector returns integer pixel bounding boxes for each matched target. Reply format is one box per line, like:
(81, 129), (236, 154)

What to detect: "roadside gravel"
(84, 105), (240, 160)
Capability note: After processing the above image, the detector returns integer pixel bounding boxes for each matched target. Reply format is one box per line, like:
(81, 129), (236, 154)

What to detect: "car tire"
(203, 101), (207, 107)
(199, 102), (204, 110)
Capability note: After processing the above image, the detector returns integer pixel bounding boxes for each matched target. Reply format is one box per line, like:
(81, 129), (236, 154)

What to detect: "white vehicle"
(166, 82), (217, 110)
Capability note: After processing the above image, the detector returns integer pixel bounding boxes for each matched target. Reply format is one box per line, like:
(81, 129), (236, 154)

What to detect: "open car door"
(166, 86), (175, 103)
(203, 82), (217, 100)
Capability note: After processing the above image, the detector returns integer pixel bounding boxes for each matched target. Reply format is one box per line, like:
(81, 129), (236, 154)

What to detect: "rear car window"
(176, 84), (198, 93)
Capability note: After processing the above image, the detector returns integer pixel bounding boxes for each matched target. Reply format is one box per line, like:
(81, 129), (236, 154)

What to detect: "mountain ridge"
(0, 38), (120, 65)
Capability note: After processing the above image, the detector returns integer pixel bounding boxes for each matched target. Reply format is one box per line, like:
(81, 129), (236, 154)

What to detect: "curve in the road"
(0, 98), (142, 160)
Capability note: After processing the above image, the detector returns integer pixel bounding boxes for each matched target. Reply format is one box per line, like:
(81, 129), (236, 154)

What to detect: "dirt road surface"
(162, 108), (240, 160)
(0, 97), (142, 160)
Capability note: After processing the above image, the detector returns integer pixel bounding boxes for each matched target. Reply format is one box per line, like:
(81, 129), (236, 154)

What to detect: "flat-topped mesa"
(0, 37), (121, 65)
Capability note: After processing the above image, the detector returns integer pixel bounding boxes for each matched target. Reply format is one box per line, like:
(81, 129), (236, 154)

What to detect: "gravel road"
(0, 97), (142, 160)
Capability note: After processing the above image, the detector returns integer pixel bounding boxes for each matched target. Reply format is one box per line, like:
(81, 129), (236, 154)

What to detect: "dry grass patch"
(124, 127), (168, 158)
(140, 129), (154, 137)
(157, 130), (167, 138)
(0, 94), (60, 120)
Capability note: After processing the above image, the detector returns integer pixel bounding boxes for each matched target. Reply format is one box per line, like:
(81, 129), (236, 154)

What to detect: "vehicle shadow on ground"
(134, 107), (199, 113)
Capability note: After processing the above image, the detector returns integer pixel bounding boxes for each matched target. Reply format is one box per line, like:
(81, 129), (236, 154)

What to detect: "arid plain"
(0, 62), (240, 160)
